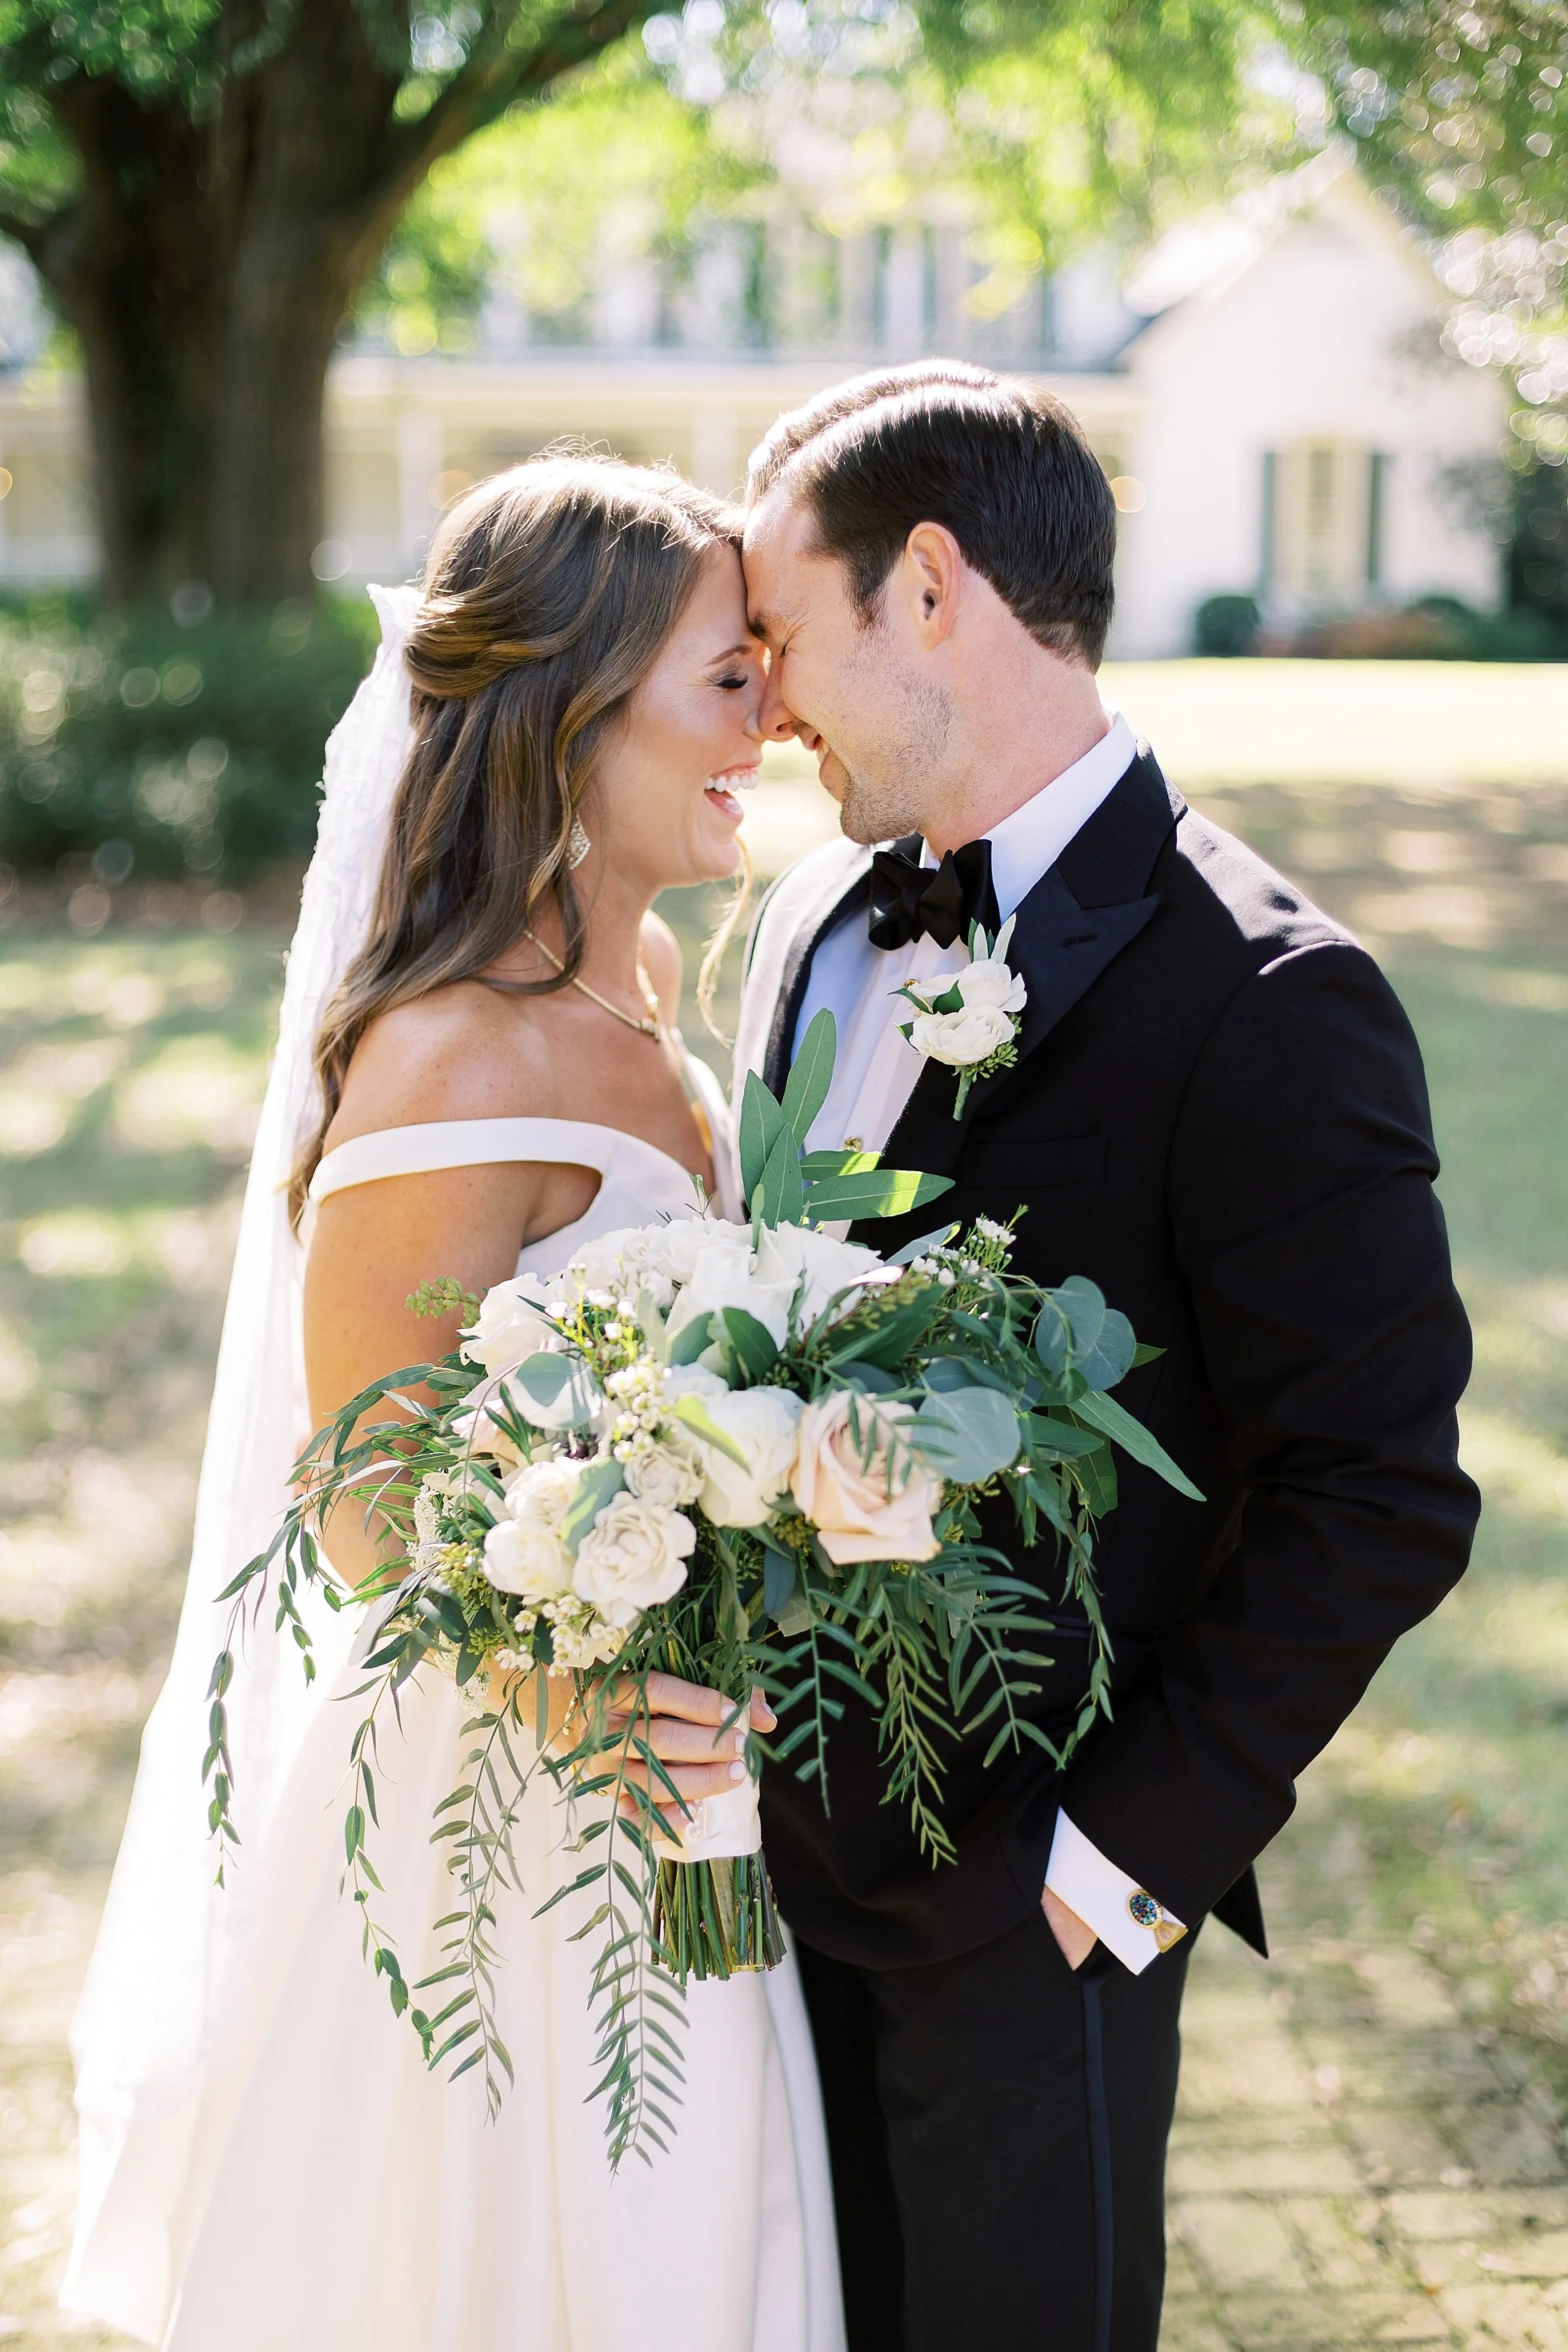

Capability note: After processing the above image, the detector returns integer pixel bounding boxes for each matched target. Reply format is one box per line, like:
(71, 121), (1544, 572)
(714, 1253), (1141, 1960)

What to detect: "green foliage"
(1289, 0), (1567, 240)
(385, 43), (765, 344)
(1507, 456), (1568, 632)
(738, 1010), (955, 1227)
(1195, 594), (1262, 657)
(0, 596), (374, 883)
(914, 0), (1285, 278)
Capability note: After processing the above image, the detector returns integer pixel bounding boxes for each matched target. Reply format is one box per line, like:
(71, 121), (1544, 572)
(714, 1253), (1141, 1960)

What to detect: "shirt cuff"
(1045, 1809), (1186, 1977)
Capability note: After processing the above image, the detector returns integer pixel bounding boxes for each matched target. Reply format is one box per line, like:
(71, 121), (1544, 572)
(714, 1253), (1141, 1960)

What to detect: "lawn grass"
(0, 766), (1565, 2342)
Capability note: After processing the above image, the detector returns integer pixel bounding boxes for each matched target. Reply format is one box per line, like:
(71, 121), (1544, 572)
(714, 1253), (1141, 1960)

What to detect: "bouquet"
(204, 1013), (1199, 2163)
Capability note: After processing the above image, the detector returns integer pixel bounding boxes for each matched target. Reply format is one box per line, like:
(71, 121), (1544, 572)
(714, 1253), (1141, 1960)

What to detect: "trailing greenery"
(202, 1012), (1199, 2162)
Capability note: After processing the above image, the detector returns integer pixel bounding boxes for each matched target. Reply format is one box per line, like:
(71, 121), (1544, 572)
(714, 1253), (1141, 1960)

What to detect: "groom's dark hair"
(746, 359), (1116, 668)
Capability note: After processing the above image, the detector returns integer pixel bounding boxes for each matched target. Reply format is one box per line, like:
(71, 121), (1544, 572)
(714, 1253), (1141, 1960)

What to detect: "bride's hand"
(601, 1671), (777, 1843)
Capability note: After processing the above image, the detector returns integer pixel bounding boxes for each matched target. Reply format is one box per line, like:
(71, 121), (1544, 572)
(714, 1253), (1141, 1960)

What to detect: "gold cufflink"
(1127, 1888), (1187, 1953)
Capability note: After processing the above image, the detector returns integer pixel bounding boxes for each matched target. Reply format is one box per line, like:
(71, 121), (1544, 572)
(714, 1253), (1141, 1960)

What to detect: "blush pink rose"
(790, 1391), (942, 1566)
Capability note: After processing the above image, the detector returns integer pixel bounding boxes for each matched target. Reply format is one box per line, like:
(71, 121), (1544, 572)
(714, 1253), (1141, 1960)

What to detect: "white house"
(1110, 150), (1503, 652)
(0, 151), (1503, 655)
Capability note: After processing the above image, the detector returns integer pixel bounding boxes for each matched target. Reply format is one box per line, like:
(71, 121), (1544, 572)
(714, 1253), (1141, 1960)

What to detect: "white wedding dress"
(61, 586), (845, 2352)
(74, 1094), (845, 2352)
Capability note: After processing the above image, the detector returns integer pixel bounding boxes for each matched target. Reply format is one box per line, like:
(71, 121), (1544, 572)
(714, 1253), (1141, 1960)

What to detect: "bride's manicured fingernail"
(729, 1760), (746, 1782)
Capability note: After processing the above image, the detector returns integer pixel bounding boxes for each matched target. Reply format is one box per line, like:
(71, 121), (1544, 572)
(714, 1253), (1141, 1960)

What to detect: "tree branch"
(384, 0), (662, 191)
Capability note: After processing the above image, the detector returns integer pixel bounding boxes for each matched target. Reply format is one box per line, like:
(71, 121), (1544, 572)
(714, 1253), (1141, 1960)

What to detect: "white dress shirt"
(791, 709), (1184, 1974)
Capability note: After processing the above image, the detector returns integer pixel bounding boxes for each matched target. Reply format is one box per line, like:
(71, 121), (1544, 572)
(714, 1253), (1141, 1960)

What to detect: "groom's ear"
(901, 522), (965, 650)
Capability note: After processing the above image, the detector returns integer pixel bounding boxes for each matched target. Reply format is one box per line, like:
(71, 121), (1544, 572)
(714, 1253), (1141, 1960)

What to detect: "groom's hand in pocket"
(1042, 1883), (1098, 1970)
(605, 1671), (776, 1841)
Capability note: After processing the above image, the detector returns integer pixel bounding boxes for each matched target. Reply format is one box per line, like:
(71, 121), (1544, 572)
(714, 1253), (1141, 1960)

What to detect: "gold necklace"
(521, 928), (662, 1040)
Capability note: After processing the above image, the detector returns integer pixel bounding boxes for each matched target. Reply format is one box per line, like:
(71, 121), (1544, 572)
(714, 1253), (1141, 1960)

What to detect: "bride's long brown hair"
(290, 451), (744, 1225)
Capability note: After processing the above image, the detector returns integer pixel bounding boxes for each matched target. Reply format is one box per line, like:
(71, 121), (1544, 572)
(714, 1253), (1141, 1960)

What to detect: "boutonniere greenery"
(896, 916), (1028, 1118)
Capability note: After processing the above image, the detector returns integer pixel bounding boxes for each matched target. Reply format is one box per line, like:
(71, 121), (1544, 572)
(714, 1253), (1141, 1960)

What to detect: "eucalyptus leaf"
(559, 1458), (626, 1554)
(1074, 1307), (1137, 1393)
(667, 1392), (750, 1469)
(667, 1311), (714, 1366)
(886, 1222), (959, 1266)
(801, 1147), (882, 1181)
(506, 1351), (599, 1431)
(756, 1126), (806, 1226)
(722, 1306), (781, 1381)
(1052, 1276), (1107, 1358)
(509, 1352), (574, 1405)
(779, 1007), (837, 1146)
(1071, 1389), (1206, 1500)
(738, 1069), (790, 1205)
(762, 1538), (798, 1620)
(910, 1384), (1021, 1483)
(1022, 1412), (1109, 1461)
(804, 1166), (954, 1224)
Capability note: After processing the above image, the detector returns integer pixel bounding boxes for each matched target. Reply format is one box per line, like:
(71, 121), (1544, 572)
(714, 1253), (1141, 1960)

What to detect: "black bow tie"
(867, 838), (999, 952)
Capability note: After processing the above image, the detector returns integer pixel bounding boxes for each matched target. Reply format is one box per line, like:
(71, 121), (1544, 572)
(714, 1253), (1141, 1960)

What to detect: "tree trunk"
(31, 13), (410, 606)
(13, 0), (658, 608)
(34, 84), (230, 602)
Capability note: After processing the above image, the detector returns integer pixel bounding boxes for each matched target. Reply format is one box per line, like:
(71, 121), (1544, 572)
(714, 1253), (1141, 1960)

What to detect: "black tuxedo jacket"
(734, 750), (1479, 1970)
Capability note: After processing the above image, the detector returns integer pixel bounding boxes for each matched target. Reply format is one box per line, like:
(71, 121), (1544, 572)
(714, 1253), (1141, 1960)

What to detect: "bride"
(62, 456), (845, 2352)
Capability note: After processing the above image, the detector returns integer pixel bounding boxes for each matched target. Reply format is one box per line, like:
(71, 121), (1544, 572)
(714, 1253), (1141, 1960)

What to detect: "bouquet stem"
(653, 1852), (786, 1981)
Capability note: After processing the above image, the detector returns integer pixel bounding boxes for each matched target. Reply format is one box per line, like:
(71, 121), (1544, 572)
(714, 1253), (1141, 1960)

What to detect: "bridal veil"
(62, 586), (421, 2338)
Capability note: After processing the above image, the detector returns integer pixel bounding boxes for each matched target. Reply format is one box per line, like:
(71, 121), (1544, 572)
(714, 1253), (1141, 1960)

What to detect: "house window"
(1262, 442), (1387, 607)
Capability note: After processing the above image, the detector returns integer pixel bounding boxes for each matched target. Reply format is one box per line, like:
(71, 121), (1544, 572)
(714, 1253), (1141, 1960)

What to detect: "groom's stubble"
(830, 622), (955, 848)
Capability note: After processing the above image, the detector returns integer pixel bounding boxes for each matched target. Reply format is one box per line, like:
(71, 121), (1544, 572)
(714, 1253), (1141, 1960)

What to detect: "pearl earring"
(567, 817), (591, 870)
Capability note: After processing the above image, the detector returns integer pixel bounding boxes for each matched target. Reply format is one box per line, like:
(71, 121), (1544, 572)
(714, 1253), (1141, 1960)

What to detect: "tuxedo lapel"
(759, 850), (874, 1098)
(879, 751), (1182, 1182)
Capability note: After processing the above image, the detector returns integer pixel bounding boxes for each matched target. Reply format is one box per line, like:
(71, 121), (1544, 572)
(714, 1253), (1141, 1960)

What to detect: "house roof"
(1116, 146), (1445, 364)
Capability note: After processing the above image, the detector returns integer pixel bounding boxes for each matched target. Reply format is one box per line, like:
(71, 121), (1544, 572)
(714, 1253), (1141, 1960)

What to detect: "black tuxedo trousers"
(795, 1914), (1197, 2352)
(737, 752), (1479, 2348)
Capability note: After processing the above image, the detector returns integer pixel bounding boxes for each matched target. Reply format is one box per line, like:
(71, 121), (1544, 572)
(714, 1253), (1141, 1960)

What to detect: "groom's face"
(743, 490), (950, 846)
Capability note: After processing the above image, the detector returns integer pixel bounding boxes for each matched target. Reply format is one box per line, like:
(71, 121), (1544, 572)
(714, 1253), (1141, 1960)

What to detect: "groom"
(734, 362), (1480, 2351)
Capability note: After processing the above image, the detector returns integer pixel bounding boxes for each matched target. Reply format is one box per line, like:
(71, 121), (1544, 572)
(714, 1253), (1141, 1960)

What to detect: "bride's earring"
(567, 816), (591, 870)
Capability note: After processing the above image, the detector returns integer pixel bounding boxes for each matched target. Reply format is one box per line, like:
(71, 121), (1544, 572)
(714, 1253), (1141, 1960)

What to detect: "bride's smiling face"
(588, 543), (769, 890)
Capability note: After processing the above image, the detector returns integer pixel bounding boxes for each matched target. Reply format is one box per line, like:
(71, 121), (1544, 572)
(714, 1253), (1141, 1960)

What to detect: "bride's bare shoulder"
(325, 981), (553, 1146)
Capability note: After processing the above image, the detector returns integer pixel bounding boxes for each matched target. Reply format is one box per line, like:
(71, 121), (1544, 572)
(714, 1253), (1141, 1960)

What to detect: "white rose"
(662, 1364), (728, 1404)
(908, 1002), (1015, 1069)
(664, 1235), (796, 1351)
(462, 1275), (562, 1375)
(482, 1458), (582, 1599)
(692, 1384), (806, 1527)
(624, 1434), (706, 1510)
(501, 1455), (581, 1526)
(790, 1391), (942, 1566)
(752, 1223), (890, 1334)
(957, 958), (1027, 1014)
(653, 1217), (753, 1291)
(572, 1494), (696, 1628)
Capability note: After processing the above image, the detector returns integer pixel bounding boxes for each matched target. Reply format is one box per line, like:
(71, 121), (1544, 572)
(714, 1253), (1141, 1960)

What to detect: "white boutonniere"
(895, 916), (1028, 1118)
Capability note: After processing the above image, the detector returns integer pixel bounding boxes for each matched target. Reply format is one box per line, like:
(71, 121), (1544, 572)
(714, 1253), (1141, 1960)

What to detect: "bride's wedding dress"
(60, 590), (844, 2352)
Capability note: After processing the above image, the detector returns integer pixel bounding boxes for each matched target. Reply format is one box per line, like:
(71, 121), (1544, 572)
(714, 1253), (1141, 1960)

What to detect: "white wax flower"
(907, 1002), (1016, 1069)
(565, 1226), (670, 1306)
(462, 1275), (561, 1375)
(572, 1494), (696, 1628)
(692, 1384), (806, 1527)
